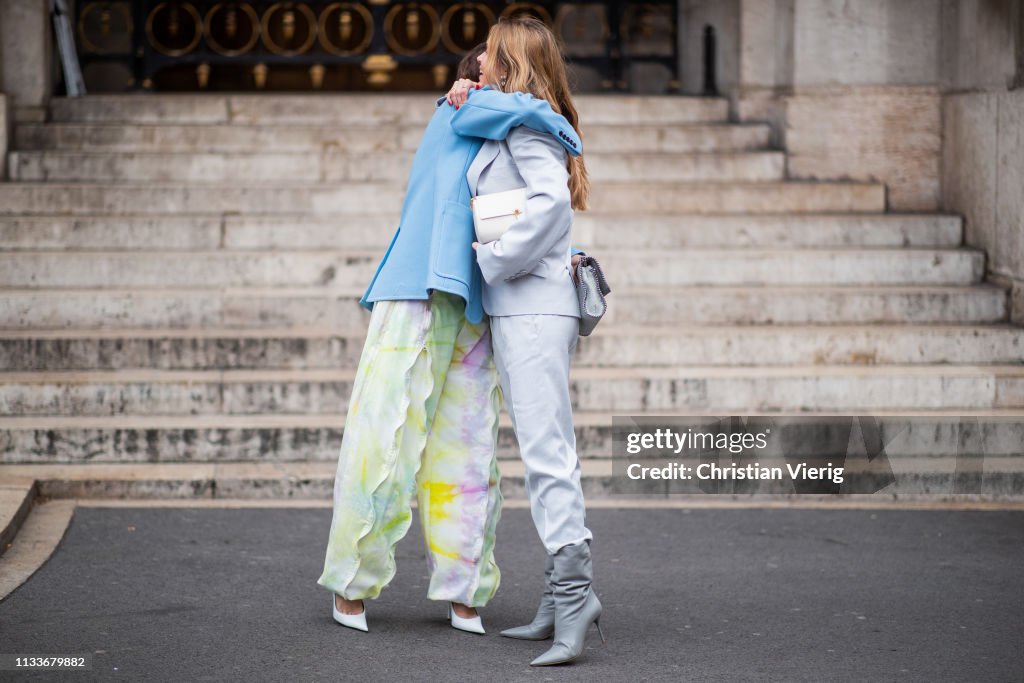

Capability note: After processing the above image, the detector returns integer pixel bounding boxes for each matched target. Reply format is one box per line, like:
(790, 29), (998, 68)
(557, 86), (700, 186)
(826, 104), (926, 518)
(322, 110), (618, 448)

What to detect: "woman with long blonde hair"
(448, 15), (604, 666)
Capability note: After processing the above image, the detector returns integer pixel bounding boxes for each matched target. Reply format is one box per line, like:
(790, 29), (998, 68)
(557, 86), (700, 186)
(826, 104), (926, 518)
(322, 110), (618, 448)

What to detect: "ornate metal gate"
(73, 1), (680, 92)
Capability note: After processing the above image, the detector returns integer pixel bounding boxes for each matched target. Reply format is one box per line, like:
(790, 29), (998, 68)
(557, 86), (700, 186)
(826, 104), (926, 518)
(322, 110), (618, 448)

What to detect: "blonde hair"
(487, 16), (590, 211)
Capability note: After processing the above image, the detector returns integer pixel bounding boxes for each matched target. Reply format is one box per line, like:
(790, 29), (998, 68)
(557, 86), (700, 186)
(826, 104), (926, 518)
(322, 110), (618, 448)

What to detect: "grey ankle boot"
(500, 553), (555, 640)
(530, 540), (605, 666)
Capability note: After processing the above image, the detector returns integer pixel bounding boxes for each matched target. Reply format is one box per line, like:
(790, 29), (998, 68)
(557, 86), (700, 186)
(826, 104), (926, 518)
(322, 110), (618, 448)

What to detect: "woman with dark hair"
(316, 43), (584, 636)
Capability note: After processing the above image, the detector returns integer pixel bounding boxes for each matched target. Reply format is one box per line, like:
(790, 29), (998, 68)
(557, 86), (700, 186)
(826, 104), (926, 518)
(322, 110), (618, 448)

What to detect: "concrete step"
(606, 284), (1007, 325)
(0, 248), (985, 289)
(0, 285), (1007, 330)
(0, 214), (964, 251)
(0, 413), (587, 464)
(0, 182), (403, 215)
(14, 121), (772, 154)
(3, 365), (1023, 416)
(0, 181), (885, 215)
(0, 215), (230, 251)
(587, 181), (885, 214)
(7, 150), (787, 184)
(47, 94), (731, 126)
(571, 214), (963, 249)
(3, 324), (1021, 371)
(4, 457), (1024, 499)
(601, 248), (983, 286)
(0, 479), (37, 555)
(2, 411), (1023, 465)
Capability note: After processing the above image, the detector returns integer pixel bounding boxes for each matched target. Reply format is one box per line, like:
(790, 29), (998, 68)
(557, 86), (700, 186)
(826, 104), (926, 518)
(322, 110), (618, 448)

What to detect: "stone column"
(0, 0), (53, 123)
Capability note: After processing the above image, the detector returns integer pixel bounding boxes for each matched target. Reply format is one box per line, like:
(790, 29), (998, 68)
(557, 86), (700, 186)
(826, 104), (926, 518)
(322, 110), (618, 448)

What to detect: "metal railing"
(73, 1), (680, 92)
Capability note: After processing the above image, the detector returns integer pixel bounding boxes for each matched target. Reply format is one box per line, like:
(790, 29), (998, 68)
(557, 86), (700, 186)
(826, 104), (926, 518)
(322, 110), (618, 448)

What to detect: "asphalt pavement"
(1, 505), (1022, 682)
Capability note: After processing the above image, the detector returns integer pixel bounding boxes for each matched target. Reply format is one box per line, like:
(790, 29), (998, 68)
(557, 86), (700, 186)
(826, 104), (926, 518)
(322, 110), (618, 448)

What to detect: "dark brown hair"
(456, 43), (487, 80)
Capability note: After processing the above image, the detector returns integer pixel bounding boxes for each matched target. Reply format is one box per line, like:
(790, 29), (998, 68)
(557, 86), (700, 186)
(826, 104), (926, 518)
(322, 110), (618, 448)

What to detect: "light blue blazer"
(452, 111), (581, 319)
(359, 86), (583, 324)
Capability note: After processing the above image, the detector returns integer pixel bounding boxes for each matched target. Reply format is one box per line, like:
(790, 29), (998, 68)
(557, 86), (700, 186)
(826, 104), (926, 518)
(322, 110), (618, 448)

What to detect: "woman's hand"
(471, 241), (480, 251)
(447, 78), (480, 108)
(570, 253), (581, 284)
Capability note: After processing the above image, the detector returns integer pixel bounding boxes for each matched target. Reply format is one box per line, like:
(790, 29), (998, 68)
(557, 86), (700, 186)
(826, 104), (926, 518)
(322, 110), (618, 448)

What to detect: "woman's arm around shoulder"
(449, 89), (582, 156)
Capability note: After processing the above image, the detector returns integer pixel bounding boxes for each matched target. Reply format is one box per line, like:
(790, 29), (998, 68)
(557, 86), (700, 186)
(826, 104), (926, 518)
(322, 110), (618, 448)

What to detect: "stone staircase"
(1, 93), (1022, 499)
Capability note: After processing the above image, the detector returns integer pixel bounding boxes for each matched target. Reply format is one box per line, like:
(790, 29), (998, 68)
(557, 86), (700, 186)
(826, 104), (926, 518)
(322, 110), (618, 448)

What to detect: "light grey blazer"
(469, 125), (580, 318)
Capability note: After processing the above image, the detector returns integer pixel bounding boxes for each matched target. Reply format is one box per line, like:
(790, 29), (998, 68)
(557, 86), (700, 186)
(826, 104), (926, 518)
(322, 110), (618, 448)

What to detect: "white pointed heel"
(332, 595), (368, 632)
(448, 603), (485, 634)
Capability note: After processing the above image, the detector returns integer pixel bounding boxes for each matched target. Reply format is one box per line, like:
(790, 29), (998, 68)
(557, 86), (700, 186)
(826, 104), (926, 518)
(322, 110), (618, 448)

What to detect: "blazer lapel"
(466, 139), (501, 196)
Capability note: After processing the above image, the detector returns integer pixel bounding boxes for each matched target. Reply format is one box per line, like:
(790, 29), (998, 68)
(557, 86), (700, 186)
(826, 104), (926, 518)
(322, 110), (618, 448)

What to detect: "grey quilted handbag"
(574, 255), (611, 336)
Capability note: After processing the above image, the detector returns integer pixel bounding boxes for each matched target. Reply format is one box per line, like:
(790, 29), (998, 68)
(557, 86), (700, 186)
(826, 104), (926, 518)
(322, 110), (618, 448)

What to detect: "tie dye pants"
(316, 290), (503, 607)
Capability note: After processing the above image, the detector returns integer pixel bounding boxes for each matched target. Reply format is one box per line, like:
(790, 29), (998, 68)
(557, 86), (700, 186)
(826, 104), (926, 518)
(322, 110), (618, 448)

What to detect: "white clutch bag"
(470, 187), (527, 243)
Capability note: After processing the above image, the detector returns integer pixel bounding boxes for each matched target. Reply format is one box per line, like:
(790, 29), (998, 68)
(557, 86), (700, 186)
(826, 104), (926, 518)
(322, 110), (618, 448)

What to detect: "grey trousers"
(490, 313), (593, 554)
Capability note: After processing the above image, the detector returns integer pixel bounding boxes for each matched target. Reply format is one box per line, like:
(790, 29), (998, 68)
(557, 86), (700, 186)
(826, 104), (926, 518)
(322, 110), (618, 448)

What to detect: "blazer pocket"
(525, 260), (549, 278)
(434, 200), (476, 287)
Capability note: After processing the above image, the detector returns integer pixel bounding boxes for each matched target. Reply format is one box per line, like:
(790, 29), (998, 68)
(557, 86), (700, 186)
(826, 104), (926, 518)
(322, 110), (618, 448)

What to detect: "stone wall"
(731, 0), (947, 210)
(784, 86), (942, 210)
(939, 0), (1020, 91)
(0, 0), (52, 123)
(789, 0), (942, 87)
(943, 91), (1024, 321)
(730, 0), (1023, 237)
(940, 0), (1024, 322)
